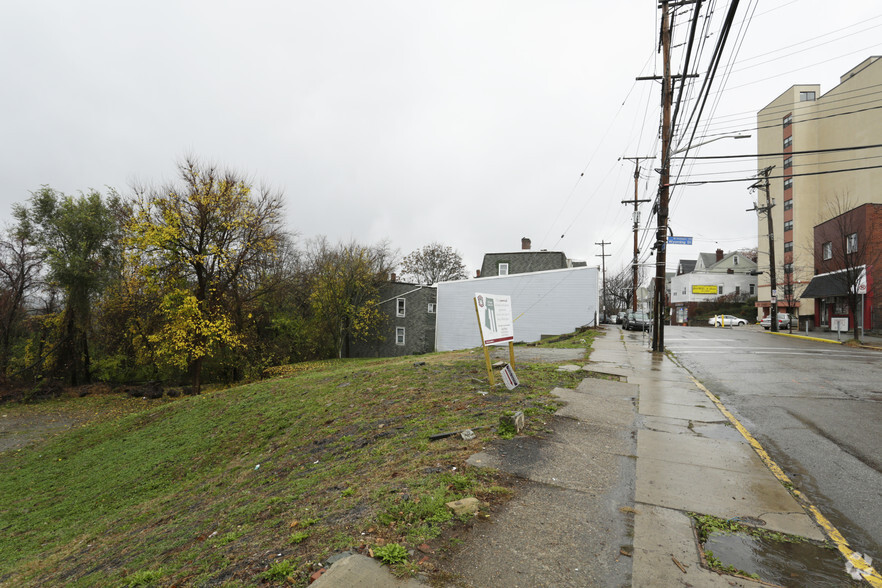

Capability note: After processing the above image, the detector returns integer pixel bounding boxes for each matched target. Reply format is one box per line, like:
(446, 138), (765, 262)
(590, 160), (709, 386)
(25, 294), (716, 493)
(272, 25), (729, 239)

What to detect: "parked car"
(625, 311), (651, 331)
(761, 312), (792, 330)
(708, 314), (748, 327)
(616, 311), (627, 324)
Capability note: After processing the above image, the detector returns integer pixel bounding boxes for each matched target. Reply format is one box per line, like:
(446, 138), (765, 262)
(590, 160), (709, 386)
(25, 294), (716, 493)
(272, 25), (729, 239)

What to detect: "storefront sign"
(692, 285), (717, 295)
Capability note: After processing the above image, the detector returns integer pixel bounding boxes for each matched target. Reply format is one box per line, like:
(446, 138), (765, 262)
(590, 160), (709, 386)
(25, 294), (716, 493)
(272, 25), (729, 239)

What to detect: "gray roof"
(480, 251), (569, 276)
(678, 259), (696, 274)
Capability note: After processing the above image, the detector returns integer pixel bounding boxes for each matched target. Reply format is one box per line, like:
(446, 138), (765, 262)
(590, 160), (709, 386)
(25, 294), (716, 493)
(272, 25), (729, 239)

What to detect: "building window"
(822, 241), (832, 260)
(783, 136), (792, 149)
(784, 241), (793, 253)
(784, 220), (793, 232)
(717, 285), (724, 295)
(427, 302), (436, 314)
(784, 199), (793, 211)
(784, 263), (793, 274)
(498, 262), (509, 276)
(784, 178), (793, 190)
(735, 286), (741, 295)
(799, 91), (816, 101)
(749, 283), (756, 296)
(396, 298), (406, 317)
(784, 156), (792, 169)
(733, 255), (739, 265)
(847, 233), (858, 254)
(395, 327), (406, 345)
(783, 113), (792, 127)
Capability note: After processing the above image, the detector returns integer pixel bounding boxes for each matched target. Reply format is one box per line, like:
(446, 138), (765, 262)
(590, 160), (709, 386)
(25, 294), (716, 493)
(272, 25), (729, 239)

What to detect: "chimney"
(716, 248), (724, 262)
(521, 237), (531, 250)
(390, 272), (396, 282)
(475, 269), (481, 278)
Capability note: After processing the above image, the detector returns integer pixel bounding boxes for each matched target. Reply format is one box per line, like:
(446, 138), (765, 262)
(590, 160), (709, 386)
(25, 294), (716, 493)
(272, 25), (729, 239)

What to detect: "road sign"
(667, 236), (693, 245)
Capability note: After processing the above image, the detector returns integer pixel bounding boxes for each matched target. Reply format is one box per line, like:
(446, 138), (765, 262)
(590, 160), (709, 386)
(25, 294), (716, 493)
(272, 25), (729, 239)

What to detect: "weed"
(341, 487), (356, 497)
(497, 419), (517, 439)
(260, 559), (298, 582)
(124, 568), (165, 587)
(373, 543), (408, 565)
(290, 531), (310, 544)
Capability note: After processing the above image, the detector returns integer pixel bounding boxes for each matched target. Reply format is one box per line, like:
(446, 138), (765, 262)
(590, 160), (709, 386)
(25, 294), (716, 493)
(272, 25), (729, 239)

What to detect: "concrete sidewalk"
(316, 327), (827, 586)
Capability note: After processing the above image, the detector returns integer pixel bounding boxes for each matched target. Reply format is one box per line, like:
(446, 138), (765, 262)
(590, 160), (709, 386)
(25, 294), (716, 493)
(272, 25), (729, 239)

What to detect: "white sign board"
(856, 267), (867, 295)
(475, 292), (514, 345)
(831, 317), (849, 332)
(500, 364), (520, 390)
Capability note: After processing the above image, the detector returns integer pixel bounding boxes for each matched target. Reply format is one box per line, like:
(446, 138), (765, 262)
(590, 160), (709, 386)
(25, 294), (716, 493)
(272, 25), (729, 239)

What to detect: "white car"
(709, 314), (748, 327)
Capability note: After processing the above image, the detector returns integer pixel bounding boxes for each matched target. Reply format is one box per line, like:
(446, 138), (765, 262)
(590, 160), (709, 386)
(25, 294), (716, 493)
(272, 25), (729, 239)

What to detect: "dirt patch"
(0, 409), (88, 453)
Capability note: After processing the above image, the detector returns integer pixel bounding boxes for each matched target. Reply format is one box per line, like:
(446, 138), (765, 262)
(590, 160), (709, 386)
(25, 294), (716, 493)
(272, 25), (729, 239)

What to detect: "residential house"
(670, 249), (758, 324)
(479, 237), (583, 277)
(348, 277), (437, 358)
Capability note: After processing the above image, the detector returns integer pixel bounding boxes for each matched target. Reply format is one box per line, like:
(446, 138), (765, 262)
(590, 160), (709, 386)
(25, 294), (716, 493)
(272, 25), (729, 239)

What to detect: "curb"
(765, 331), (882, 350)
(766, 331), (842, 345)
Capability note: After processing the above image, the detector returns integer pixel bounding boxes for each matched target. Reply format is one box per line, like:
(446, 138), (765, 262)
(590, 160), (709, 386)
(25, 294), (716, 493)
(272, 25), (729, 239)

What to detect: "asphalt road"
(660, 325), (882, 559)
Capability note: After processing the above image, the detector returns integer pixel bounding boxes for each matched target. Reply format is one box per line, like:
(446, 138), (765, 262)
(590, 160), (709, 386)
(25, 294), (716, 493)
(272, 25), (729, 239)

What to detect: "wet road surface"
(658, 325), (882, 560)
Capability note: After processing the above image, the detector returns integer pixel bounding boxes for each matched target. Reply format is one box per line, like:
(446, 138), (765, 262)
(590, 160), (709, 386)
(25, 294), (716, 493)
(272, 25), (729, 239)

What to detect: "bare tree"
(400, 242), (467, 285)
(0, 225), (44, 374)
(605, 265), (641, 313)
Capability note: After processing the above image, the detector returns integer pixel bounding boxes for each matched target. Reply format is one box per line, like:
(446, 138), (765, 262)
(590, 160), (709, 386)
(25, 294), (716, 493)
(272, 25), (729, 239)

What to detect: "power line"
(673, 142), (882, 160)
(669, 162), (882, 186)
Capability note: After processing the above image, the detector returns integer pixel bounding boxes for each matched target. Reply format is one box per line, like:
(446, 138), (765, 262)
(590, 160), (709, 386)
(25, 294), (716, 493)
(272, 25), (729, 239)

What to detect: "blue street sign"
(667, 236), (693, 245)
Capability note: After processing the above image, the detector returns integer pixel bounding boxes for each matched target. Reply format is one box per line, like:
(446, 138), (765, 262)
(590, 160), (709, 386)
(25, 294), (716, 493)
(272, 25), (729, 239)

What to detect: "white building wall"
(435, 266), (599, 352)
(670, 272), (757, 304)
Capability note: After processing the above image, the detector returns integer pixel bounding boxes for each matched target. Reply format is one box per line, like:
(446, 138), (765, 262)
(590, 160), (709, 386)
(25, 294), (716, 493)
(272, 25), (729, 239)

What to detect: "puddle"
(704, 531), (859, 587)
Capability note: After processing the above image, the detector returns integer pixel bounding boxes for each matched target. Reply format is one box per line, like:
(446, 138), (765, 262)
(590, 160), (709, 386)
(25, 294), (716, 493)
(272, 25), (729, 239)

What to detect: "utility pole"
(653, 0), (673, 352)
(749, 166), (778, 332)
(595, 240), (611, 322)
(622, 158), (651, 312)
(635, 0), (698, 350)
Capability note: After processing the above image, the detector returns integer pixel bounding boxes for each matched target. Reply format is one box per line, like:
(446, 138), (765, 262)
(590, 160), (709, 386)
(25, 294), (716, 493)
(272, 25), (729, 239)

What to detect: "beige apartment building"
(755, 56), (882, 328)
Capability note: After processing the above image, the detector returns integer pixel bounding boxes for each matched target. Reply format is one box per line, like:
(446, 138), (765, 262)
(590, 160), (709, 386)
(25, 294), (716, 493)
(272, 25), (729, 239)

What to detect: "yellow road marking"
(689, 376), (882, 586)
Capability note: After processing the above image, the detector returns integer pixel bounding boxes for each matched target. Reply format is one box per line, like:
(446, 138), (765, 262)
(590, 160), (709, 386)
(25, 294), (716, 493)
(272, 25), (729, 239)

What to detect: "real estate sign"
(692, 285), (718, 295)
(475, 292), (514, 345)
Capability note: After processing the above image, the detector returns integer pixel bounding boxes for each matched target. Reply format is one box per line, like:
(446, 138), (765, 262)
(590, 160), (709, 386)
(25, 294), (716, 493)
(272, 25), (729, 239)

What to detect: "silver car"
(761, 313), (792, 330)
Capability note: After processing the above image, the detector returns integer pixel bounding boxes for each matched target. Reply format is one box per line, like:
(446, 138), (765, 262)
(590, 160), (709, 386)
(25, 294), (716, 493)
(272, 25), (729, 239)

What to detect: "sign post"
(474, 293), (515, 387)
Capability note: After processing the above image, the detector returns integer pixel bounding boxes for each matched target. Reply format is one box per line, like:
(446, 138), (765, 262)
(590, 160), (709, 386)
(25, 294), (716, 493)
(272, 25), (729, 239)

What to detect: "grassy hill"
(0, 336), (595, 587)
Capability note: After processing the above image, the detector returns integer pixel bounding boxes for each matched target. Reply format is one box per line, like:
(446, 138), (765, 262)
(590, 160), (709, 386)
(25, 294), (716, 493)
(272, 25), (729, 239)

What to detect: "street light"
(671, 134), (751, 156)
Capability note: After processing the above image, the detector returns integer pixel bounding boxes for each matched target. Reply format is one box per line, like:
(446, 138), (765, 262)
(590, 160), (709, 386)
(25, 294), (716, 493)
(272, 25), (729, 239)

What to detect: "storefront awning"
(801, 273), (851, 298)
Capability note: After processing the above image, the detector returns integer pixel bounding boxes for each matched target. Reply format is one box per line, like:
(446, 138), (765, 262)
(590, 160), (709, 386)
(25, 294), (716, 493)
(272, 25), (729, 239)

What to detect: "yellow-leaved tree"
(125, 158), (286, 392)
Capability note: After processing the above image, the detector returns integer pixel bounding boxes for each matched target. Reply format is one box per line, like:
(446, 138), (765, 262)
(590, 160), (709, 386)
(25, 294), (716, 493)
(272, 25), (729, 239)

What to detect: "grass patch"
(0, 348), (592, 586)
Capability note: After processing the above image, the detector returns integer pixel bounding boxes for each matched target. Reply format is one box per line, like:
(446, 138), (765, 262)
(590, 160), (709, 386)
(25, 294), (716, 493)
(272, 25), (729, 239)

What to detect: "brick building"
(802, 203), (882, 333)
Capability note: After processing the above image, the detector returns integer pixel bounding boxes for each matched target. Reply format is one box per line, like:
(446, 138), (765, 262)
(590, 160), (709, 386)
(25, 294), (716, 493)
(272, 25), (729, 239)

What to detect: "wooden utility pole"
(749, 166), (778, 332)
(622, 158), (651, 312)
(595, 240), (611, 321)
(651, 0), (673, 352)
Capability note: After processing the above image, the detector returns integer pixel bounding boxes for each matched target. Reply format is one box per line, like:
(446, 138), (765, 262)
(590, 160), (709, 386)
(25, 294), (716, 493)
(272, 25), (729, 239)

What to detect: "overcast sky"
(2, 1), (880, 279)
